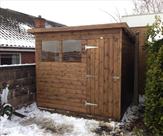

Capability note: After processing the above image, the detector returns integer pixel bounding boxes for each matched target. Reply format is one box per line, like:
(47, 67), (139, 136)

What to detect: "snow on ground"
(0, 103), (112, 136)
(120, 95), (145, 131)
(0, 100), (144, 136)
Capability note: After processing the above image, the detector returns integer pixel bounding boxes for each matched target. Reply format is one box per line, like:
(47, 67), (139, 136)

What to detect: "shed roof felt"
(28, 23), (135, 41)
(0, 8), (64, 49)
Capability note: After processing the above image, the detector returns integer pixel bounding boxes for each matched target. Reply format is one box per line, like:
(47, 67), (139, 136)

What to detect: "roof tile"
(0, 8), (64, 49)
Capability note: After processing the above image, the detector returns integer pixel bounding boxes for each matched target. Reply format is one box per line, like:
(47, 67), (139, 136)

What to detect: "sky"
(0, 0), (134, 26)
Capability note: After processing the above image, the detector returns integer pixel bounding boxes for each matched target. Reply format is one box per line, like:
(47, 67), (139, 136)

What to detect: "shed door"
(85, 37), (121, 118)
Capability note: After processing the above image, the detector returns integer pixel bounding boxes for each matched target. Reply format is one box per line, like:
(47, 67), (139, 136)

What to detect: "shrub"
(144, 16), (163, 136)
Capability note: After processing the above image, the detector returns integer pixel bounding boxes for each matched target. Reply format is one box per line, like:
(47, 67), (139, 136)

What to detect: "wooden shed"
(29, 23), (135, 120)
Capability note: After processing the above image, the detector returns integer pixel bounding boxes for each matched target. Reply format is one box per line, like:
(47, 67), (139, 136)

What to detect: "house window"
(41, 40), (81, 62)
(0, 53), (20, 65)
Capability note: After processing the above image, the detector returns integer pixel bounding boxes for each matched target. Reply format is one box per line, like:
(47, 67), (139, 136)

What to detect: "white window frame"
(0, 53), (21, 65)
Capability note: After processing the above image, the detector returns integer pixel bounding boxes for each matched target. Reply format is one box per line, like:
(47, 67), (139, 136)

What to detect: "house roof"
(0, 8), (64, 50)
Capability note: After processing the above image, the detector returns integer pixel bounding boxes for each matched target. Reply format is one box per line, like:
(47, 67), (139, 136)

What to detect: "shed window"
(41, 40), (81, 62)
(42, 41), (61, 61)
(63, 40), (81, 62)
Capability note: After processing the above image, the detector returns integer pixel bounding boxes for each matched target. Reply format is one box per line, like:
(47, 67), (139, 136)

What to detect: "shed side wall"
(121, 30), (135, 116)
(131, 27), (147, 94)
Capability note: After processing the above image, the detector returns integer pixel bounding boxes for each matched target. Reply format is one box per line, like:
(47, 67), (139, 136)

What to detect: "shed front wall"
(35, 29), (122, 120)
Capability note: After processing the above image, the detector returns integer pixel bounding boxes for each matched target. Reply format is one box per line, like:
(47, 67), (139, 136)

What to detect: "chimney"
(34, 15), (46, 28)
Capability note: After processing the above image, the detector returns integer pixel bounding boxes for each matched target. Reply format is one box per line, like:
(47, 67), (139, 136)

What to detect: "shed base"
(38, 106), (120, 122)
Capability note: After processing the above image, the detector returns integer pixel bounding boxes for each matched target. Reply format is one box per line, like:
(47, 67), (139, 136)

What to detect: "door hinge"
(84, 101), (97, 107)
(85, 45), (98, 50)
(112, 76), (120, 80)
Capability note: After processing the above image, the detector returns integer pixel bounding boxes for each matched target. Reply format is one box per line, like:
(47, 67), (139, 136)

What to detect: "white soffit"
(121, 13), (163, 27)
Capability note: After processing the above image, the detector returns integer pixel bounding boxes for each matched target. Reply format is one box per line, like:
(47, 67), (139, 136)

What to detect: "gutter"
(0, 48), (35, 52)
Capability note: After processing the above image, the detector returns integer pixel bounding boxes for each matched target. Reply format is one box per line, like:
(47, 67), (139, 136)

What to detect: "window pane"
(42, 41), (61, 61)
(0, 54), (20, 65)
(0, 54), (12, 65)
(63, 40), (81, 62)
(12, 54), (20, 64)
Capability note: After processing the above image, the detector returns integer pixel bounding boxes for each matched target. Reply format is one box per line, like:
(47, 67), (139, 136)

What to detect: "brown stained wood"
(99, 38), (104, 115)
(121, 30), (135, 117)
(112, 37), (121, 120)
(93, 40), (97, 115)
(131, 27), (147, 95)
(112, 37), (116, 118)
(38, 88), (86, 96)
(86, 39), (91, 114)
(28, 23), (134, 39)
(90, 40), (94, 114)
(32, 26), (135, 120)
(89, 39), (97, 115)
(100, 39), (106, 115)
(37, 102), (84, 112)
(38, 101), (87, 113)
(108, 38), (113, 117)
(101, 38), (105, 115)
(103, 38), (109, 116)
(94, 39), (99, 115)
(35, 30), (120, 41)
(95, 39), (99, 115)
(87, 39), (96, 114)
(81, 40), (87, 63)
(116, 37), (121, 119)
(37, 96), (84, 106)
(37, 99), (84, 109)
(37, 91), (86, 99)
(38, 82), (85, 89)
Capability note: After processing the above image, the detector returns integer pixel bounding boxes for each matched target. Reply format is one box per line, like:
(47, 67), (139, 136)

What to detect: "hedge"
(145, 16), (163, 136)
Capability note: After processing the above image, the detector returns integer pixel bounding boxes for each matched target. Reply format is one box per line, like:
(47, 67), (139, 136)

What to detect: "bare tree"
(99, 8), (122, 23)
(133, 0), (163, 14)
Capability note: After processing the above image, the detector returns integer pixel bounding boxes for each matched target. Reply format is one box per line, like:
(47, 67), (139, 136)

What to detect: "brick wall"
(0, 64), (36, 108)
(21, 52), (35, 64)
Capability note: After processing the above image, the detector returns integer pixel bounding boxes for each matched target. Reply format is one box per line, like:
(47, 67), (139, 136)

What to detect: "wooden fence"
(0, 64), (36, 108)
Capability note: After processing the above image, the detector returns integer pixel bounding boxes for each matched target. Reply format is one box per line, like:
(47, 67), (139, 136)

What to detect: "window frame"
(41, 40), (61, 62)
(62, 40), (82, 62)
(0, 53), (21, 65)
(41, 39), (82, 63)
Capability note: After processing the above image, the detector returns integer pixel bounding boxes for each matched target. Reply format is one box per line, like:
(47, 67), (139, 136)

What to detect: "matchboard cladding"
(29, 23), (135, 120)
